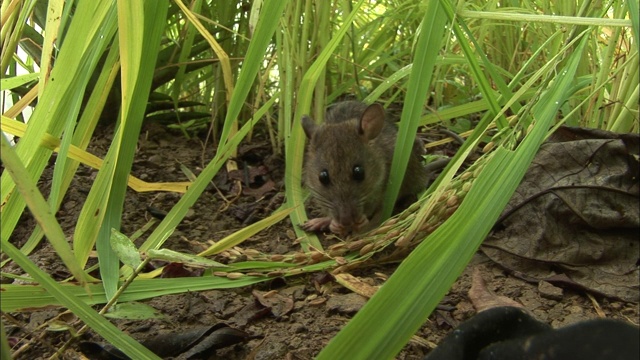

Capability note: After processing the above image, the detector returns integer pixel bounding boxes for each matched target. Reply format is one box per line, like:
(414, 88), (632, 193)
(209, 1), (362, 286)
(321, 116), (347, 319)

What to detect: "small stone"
(326, 293), (367, 315)
(146, 154), (163, 167)
(291, 323), (307, 333)
(183, 208), (196, 220)
(538, 281), (563, 301)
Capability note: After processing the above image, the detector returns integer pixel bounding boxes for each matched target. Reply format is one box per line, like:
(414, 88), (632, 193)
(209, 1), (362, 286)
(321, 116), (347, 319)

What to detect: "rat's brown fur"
(300, 101), (427, 235)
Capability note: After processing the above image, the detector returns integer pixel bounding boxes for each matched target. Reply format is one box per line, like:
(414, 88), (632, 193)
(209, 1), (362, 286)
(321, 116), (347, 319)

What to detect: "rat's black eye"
(352, 165), (365, 182)
(319, 169), (330, 185)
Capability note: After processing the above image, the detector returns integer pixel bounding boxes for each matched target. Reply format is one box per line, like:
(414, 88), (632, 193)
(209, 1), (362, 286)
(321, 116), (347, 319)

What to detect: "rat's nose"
(332, 209), (368, 235)
(337, 208), (357, 229)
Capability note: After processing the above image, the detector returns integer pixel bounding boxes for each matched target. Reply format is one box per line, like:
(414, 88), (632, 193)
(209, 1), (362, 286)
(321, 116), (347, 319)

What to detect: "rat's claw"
(352, 215), (369, 230)
(301, 216), (370, 236)
(300, 217), (333, 232)
(329, 220), (347, 236)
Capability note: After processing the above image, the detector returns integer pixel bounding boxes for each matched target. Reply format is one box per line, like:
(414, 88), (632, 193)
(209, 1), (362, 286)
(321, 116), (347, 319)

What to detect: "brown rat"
(300, 101), (428, 236)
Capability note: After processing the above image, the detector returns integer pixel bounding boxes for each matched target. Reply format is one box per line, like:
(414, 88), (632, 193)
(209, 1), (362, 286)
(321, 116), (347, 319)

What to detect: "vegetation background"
(1, 0), (637, 358)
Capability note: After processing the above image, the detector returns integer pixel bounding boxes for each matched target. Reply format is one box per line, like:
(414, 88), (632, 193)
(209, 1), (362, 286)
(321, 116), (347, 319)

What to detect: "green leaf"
(1, 0), (116, 257)
(1, 275), (268, 312)
(381, 0), (448, 219)
(0, 73), (39, 90)
(146, 249), (227, 268)
(1, 240), (160, 359)
(105, 302), (167, 320)
(110, 228), (142, 270)
(286, 0), (368, 251)
(626, 0), (639, 47)
(1, 309), (12, 359)
(74, 0), (169, 302)
(0, 135), (87, 283)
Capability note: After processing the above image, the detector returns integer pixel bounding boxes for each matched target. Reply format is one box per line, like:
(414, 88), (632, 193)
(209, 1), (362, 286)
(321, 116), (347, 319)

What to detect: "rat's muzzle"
(330, 212), (369, 236)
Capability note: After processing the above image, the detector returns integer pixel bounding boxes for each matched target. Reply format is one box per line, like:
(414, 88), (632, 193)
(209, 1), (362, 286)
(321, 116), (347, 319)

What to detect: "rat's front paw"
(300, 217), (333, 233)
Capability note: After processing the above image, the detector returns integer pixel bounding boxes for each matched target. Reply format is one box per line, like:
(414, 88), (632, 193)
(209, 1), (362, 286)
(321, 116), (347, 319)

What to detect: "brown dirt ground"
(3, 122), (638, 359)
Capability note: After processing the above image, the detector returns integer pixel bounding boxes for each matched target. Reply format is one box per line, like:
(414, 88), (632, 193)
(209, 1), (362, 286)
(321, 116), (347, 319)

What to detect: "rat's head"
(301, 103), (388, 234)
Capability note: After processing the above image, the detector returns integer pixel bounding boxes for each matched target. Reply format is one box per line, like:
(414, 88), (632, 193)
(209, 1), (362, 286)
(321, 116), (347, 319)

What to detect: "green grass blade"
(1, 321), (11, 360)
(382, 0), (448, 219)
(49, 27), (116, 218)
(219, 0), (288, 143)
(1, 0), (116, 250)
(38, 0), (63, 99)
(626, 0), (639, 46)
(14, 34), (122, 262)
(286, 0), (367, 251)
(171, 0), (202, 104)
(106, 0), (168, 300)
(446, 3), (518, 119)
(0, 0), (37, 74)
(0, 275), (269, 312)
(0, 136), (86, 283)
(0, 73), (39, 90)
(0, 241), (160, 359)
(609, 83), (639, 133)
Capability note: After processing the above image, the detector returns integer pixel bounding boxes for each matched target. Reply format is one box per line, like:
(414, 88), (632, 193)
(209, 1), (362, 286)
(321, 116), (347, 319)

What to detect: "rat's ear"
(301, 115), (316, 139)
(358, 103), (385, 141)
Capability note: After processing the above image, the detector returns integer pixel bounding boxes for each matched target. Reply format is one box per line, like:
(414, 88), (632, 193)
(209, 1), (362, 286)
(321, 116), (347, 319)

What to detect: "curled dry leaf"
(79, 324), (250, 359)
(468, 267), (526, 313)
(252, 289), (294, 317)
(483, 126), (639, 302)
